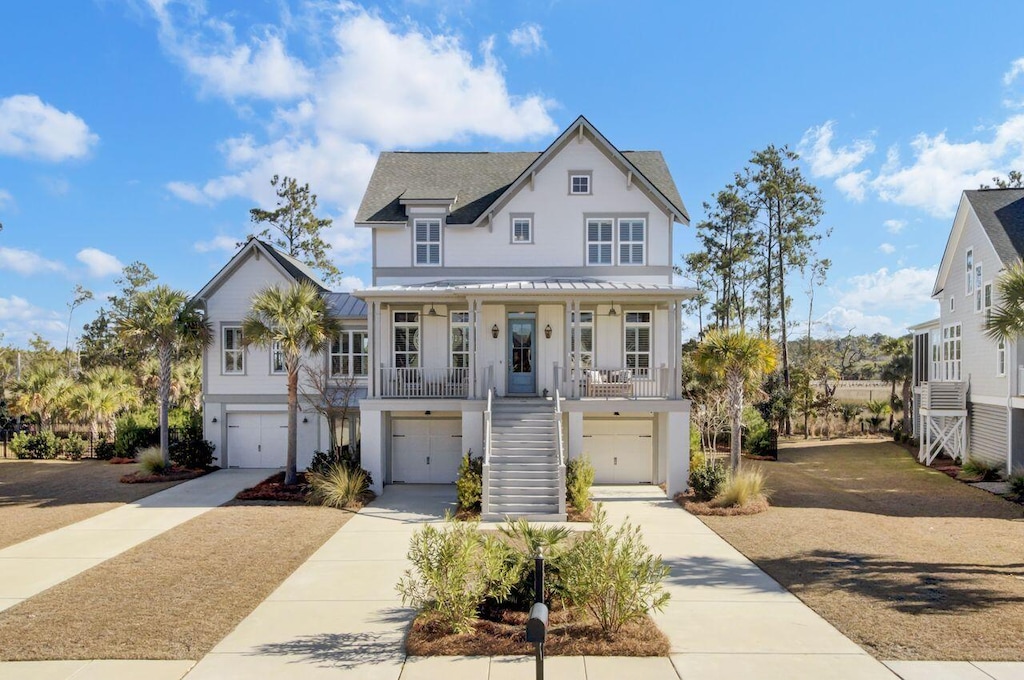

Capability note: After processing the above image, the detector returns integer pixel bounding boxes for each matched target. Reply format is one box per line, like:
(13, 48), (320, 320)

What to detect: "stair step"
(489, 486), (557, 496)
(487, 505), (560, 516)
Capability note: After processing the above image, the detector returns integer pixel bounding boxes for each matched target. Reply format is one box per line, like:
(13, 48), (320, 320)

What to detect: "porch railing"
(554, 365), (670, 399)
(378, 366), (469, 398)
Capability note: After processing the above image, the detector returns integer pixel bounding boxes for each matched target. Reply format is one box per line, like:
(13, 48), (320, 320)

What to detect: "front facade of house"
(911, 189), (1024, 473)
(198, 117), (694, 518)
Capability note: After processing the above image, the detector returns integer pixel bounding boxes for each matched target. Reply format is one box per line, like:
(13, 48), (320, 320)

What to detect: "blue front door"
(507, 315), (536, 394)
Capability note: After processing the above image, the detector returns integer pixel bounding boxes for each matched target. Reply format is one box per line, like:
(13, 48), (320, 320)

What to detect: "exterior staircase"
(482, 398), (566, 521)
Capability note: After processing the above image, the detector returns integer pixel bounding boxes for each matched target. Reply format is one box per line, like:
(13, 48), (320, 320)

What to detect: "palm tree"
(694, 329), (777, 472)
(880, 336), (912, 433)
(12, 361), (72, 431)
(243, 281), (340, 484)
(985, 261), (1024, 341)
(117, 286), (211, 465)
(71, 367), (138, 442)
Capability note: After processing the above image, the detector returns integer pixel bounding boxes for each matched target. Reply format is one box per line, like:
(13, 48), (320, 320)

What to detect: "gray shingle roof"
(257, 238), (331, 292)
(355, 150), (687, 225)
(964, 189), (1024, 264)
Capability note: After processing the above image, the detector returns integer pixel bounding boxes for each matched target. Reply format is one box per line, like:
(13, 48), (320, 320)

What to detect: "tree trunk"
(729, 375), (743, 474)
(901, 378), (912, 435)
(777, 218), (791, 436)
(286, 368), (299, 485)
(159, 343), (172, 465)
(889, 381), (897, 432)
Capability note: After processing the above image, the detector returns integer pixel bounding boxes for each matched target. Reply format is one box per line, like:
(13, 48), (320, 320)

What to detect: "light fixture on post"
(492, 324), (500, 339)
(544, 324), (552, 339)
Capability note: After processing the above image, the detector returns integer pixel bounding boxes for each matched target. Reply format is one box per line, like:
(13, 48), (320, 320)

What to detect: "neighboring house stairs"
(483, 399), (566, 521)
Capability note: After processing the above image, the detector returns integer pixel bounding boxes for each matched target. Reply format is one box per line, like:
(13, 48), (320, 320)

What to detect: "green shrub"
(308, 463), (369, 509)
(960, 457), (1001, 482)
(566, 456), (595, 513)
(455, 452), (483, 512)
(396, 516), (516, 634)
(169, 438), (215, 469)
(11, 431), (58, 459)
(560, 508), (670, 634)
(137, 447), (168, 475)
(94, 439), (116, 460)
(689, 423), (701, 453)
(1008, 468), (1024, 502)
(58, 434), (86, 461)
(114, 413), (159, 458)
(497, 517), (573, 608)
(689, 456), (727, 501)
(714, 467), (770, 508)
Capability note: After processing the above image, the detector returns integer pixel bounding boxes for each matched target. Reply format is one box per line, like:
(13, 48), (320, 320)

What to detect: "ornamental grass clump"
(560, 508), (670, 635)
(137, 447), (169, 475)
(713, 467), (769, 508)
(959, 457), (1001, 482)
(1008, 468), (1024, 502)
(307, 462), (368, 509)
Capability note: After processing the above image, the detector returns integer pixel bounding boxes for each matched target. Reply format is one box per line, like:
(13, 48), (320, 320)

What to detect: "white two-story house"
(197, 116), (695, 519)
(911, 188), (1024, 474)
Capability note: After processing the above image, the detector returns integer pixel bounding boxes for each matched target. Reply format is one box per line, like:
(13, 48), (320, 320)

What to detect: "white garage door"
(226, 412), (288, 468)
(391, 419), (462, 483)
(583, 419), (653, 484)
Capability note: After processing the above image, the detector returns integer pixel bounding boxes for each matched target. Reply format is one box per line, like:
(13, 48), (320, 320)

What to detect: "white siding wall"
(968, 402), (1008, 468)
(373, 136), (673, 283)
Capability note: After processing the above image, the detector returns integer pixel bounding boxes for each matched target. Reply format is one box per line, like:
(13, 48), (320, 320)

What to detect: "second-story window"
(394, 312), (420, 368)
(511, 217), (532, 244)
(271, 340), (286, 374)
(942, 323), (961, 381)
(984, 282), (993, 320)
(223, 326), (244, 374)
(965, 248), (974, 295)
(974, 263), (983, 312)
(997, 338), (1007, 377)
(331, 331), (368, 377)
(414, 218), (441, 266)
(570, 173), (591, 195)
(618, 218), (646, 264)
(450, 312), (470, 368)
(586, 218), (613, 265)
(624, 311), (651, 371)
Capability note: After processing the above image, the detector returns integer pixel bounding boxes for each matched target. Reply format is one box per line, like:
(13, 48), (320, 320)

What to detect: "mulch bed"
(108, 457), (137, 465)
(677, 492), (770, 516)
(235, 471), (311, 502)
(567, 504), (595, 522)
(406, 606), (668, 657)
(119, 467), (210, 484)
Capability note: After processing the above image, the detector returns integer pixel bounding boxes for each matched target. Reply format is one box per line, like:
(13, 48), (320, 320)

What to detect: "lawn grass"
(0, 459), (189, 550)
(0, 501), (352, 661)
(697, 438), (1024, 661)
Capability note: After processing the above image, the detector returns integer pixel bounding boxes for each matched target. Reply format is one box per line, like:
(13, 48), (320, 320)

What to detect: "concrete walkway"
(0, 468), (270, 614)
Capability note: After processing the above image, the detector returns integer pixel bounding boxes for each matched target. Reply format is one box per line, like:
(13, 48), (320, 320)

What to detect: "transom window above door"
(414, 218), (441, 266)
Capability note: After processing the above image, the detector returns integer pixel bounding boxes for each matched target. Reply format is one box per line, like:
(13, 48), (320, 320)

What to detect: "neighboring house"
(197, 115), (696, 519)
(911, 189), (1024, 474)
(195, 237), (367, 471)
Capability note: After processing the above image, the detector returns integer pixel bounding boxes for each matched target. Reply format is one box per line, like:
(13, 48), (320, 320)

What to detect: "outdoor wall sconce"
(614, 412), (620, 416)
(302, 417), (308, 424)
(492, 324), (500, 339)
(544, 324), (552, 339)
(211, 417), (218, 423)
(424, 410), (432, 416)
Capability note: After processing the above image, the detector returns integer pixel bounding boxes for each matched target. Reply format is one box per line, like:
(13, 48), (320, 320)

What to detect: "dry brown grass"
(0, 501), (352, 660)
(0, 459), (189, 550)
(677, 494), (770, 516)
(406, 607), (668, 657)
(697, 439), (1024, 661)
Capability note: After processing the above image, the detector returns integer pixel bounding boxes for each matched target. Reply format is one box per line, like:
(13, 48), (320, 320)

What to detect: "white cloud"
(1004, 58), (1024, 86)
(166, 180), (210, 204)
(0, 295), (65, 348)
(834, 170), (870, 201)
(799, 121), (875, 178)
(884, 219), (906, 234)
(835, 266), (937, 313)
(0, 188), (12, 209)
(0, 247), (65, 276)
(335, 275), (366, 292)
(76, 248), (123, 277)
(0, 95), (99, 162)
(816, 306), (905, 337)
(194, 235), (241, 254)
(508, 23), (546, 55)
(878, 243), (895, 254)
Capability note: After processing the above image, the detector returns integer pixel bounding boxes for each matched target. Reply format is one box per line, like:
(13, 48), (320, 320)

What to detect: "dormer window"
(569, 172), (591, 195)
(414, 218), (441, 266)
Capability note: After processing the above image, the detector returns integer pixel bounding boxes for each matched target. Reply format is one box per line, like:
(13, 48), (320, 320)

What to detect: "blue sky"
(3, 0), (1024, 348)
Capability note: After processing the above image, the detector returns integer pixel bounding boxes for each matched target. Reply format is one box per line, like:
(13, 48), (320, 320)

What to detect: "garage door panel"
(227, 412), (288, 468)
(392, 419), (461, 484)
(260, 415), (288, 468)
(584, 419), (654, 484)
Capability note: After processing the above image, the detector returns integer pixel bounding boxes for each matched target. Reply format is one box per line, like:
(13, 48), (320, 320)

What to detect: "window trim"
(983, 281), (993, 321)
(412, 217), (442, 267)
(570, 311), (594, 370)
(941, 323), (962, 381)
(270, 340), (287, 375)
(996, 337), (1007, 377)
(974, 262), (983, 312)
(510, 213), (533, 244)
(393, 311), (421, 368)
(222, 325), (245, 375)
(330, 330), (369, 378)
(624, 310), (652, 371)
(569, 170), (592, 195)
(617, 217), (646, 265)
(450, 311), (470, 369)
(966, 248), (974, 295)
(585, 217), (614, 265)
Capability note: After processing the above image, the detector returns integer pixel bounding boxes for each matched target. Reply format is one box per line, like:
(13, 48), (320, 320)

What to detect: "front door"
(507, 314), (536, 394)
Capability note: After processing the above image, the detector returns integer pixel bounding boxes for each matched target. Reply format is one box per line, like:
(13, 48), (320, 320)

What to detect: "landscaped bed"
(0, 458), (190, 551)
(0, 501), (352, 661)
(695, 438), (1024, 661)
(235, 470), (375, 508)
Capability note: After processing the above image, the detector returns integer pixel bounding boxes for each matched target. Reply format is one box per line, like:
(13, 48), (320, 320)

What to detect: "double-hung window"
(414, 218), (441, 266)
(271, 341), (286, 374)
(330, 331), (368, 377)
(942, 323), (961, 381)
(618, 218), (646, 264)
(393, 312), (420, 368)
(570, 311), (594, 369)
(624, 311), (651, 371)
(974, 263), (983, 312)
(984, 282), (993, 320)
(223, 326), (244, 374)
(997, 338), (1007, 377)
(966, 248), (974, 295)
(450, 312), (470, 368)
(586, 218), (613, 265)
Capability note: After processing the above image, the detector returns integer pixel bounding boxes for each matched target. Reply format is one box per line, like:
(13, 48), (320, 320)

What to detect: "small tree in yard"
(694, 329), (777, 473)
(116, 286), (210, 465)
(243, 281), (340, 485)
(985, 261), (1024, 342)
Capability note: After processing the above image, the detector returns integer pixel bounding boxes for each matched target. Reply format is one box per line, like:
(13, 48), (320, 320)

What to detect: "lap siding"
(969, 401), (1007, 469)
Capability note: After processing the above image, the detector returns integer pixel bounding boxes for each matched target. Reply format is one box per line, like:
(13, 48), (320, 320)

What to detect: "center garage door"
(226, 412), (288, 468)
(391, 419), (463, 483)
(583, 418), (654, 484)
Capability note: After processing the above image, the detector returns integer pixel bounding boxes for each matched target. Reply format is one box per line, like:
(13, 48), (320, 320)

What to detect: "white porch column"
(367, 300), (377, 398)
(572, 299), (581, 398)
(568, 411), (584, 461)
(663, 410), (689, 498)
(672, 299), (683, 399)
(361, 408), (385, 495)
(563, 299), (572, 395)
(468, 297), (478, 399)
